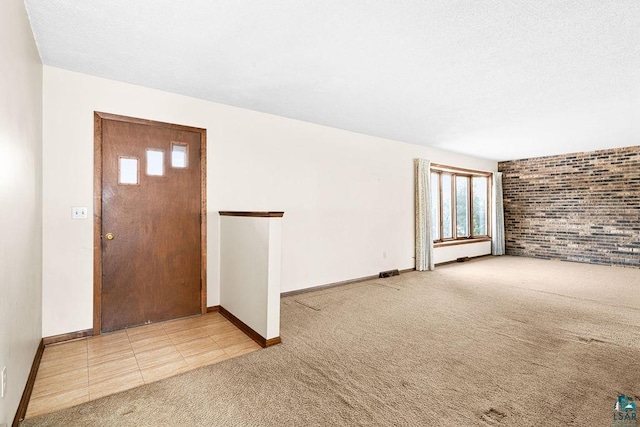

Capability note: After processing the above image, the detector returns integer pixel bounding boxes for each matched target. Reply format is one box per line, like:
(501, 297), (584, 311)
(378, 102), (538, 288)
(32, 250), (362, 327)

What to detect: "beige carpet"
(21, 256), (640, 426)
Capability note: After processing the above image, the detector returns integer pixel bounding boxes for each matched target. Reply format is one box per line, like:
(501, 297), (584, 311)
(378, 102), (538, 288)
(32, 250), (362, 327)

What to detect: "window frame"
(430, 164), (492, 246)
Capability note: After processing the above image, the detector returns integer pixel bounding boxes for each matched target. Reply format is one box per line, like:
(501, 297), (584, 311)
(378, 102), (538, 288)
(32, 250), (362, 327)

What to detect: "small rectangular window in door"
(146, 149), (165, 176)
(171, 143), (188, 168)
(118, 157), (139, 185)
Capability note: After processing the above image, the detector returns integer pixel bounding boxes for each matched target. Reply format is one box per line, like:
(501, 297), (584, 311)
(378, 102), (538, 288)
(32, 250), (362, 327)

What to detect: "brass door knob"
(105, 232), (115, 240)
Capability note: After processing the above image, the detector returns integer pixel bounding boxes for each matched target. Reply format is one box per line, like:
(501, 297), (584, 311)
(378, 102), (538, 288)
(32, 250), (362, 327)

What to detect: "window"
(472, 176), (488, 236)
(430, 165), (491, 243)
(441, 174), (452, 239)
(171, 143), (188, 168)
(146, 149), (165, 176)
(430, 172), (440, 240)
(456, 176), (469, 237)
(118, 157), (139, 185)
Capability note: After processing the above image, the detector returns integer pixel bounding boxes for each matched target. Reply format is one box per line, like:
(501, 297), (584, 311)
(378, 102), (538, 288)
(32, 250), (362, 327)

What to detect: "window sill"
(434, 237), (491, 248)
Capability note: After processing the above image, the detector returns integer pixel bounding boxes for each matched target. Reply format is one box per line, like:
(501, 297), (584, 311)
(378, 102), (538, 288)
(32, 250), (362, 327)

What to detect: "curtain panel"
(414, 159), (434, 271)
(492, 171), (506, 255)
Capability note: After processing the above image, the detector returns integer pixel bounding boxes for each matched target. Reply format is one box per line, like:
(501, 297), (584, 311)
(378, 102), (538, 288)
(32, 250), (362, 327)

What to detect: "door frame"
(93, 111), (208, 335)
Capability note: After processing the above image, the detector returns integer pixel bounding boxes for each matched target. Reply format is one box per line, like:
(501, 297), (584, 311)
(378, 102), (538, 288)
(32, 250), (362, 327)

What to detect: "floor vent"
(379, 269), (400, 278)
(456, 257), (470, 263)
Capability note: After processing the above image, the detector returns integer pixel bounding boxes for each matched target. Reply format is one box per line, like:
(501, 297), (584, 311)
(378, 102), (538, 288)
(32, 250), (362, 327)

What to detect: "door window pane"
(171, 143), (188, 168)
(442, 174), (453, 238)
(146, 149), (164, 176)
(430, 172), (440, 240)
(118, 157), (139, 185)
(456, 176), (469, 237)
(472, 176), (488, 236)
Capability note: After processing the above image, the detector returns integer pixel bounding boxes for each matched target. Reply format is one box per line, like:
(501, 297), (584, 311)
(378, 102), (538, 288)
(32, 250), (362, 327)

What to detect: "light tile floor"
(26, 311), (261, 419)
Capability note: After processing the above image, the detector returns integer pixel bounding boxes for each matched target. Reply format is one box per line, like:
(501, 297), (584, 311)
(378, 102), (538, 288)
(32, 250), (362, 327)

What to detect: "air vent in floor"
(379, 269), (399, 278)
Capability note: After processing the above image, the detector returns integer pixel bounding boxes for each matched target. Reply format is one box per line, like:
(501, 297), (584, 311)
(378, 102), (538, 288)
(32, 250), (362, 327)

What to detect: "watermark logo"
(613, 395), (638, 426)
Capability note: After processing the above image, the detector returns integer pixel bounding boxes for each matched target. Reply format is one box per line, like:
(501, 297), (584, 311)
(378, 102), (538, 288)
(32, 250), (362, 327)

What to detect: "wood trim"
(435, 253), (493, 267)
(218, 306), (280, 348)
(487, 173), (493, 239)
(206, 305), (220, 313)
(93, 112), (103, 335)
(43, 329), (93, 346)
(434, 237), (492, 248)
(451, 173), (458, 239)
(94, 111), (206, 133)
(219, 211), (284, 218)
(265, 337), (282, 347)
(281, 267), (415, 297)
(430, 163), (493, 176)
(200, 125), (207, 315)
(12, 339), (44, 427)
(93, 112), (207, 335)
(437, 171), (443, 240)
(282, 274), (377, 297)
(467, 175), (473, 237)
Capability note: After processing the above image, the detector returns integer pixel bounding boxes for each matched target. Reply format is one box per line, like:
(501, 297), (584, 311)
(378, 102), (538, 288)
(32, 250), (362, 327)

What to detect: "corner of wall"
(0, 0), (44, 423)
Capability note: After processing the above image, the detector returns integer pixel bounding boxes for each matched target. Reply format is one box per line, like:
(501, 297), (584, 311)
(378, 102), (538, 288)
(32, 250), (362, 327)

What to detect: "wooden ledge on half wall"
(219, 211), (284, 218)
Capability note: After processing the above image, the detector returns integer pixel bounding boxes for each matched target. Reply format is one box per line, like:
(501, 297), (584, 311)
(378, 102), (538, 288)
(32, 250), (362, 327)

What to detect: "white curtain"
(415, 159), (434, 271)
(492, 171), (506, 255)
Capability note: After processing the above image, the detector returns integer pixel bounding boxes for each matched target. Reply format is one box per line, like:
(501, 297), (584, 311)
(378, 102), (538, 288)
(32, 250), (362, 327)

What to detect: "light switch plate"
(72, 206), (88, 219)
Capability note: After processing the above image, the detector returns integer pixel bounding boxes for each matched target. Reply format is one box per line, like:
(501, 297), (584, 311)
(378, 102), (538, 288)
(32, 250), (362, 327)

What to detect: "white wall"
(434, 241), (492, 265)
(42, 66), (496, 337)
(220, 216), (281, 340)
(0, 1), (43, 424)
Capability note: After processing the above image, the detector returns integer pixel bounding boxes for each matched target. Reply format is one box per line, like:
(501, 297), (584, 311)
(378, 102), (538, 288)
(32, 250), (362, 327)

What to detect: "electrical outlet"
(1, 366), (6, 398)
(72, 206), (88, 219)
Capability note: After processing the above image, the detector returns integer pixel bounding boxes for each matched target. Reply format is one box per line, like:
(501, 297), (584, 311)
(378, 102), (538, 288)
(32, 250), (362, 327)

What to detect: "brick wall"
(498, 146), (640, 267)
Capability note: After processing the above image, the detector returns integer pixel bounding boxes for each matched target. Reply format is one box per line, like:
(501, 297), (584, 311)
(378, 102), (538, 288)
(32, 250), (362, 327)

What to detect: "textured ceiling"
(25, 0), (640, 161)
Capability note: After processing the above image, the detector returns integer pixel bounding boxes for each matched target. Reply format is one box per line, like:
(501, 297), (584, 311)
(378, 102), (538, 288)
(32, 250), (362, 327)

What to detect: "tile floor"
(26, 311), (261, 419)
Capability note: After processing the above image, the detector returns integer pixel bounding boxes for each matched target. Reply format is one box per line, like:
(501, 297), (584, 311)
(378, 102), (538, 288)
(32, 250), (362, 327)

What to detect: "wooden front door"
(94, 112), (206, 333)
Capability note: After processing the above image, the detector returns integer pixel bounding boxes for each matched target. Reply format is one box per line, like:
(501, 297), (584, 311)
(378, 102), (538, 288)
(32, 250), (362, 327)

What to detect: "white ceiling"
(24, 0), (640, 161)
